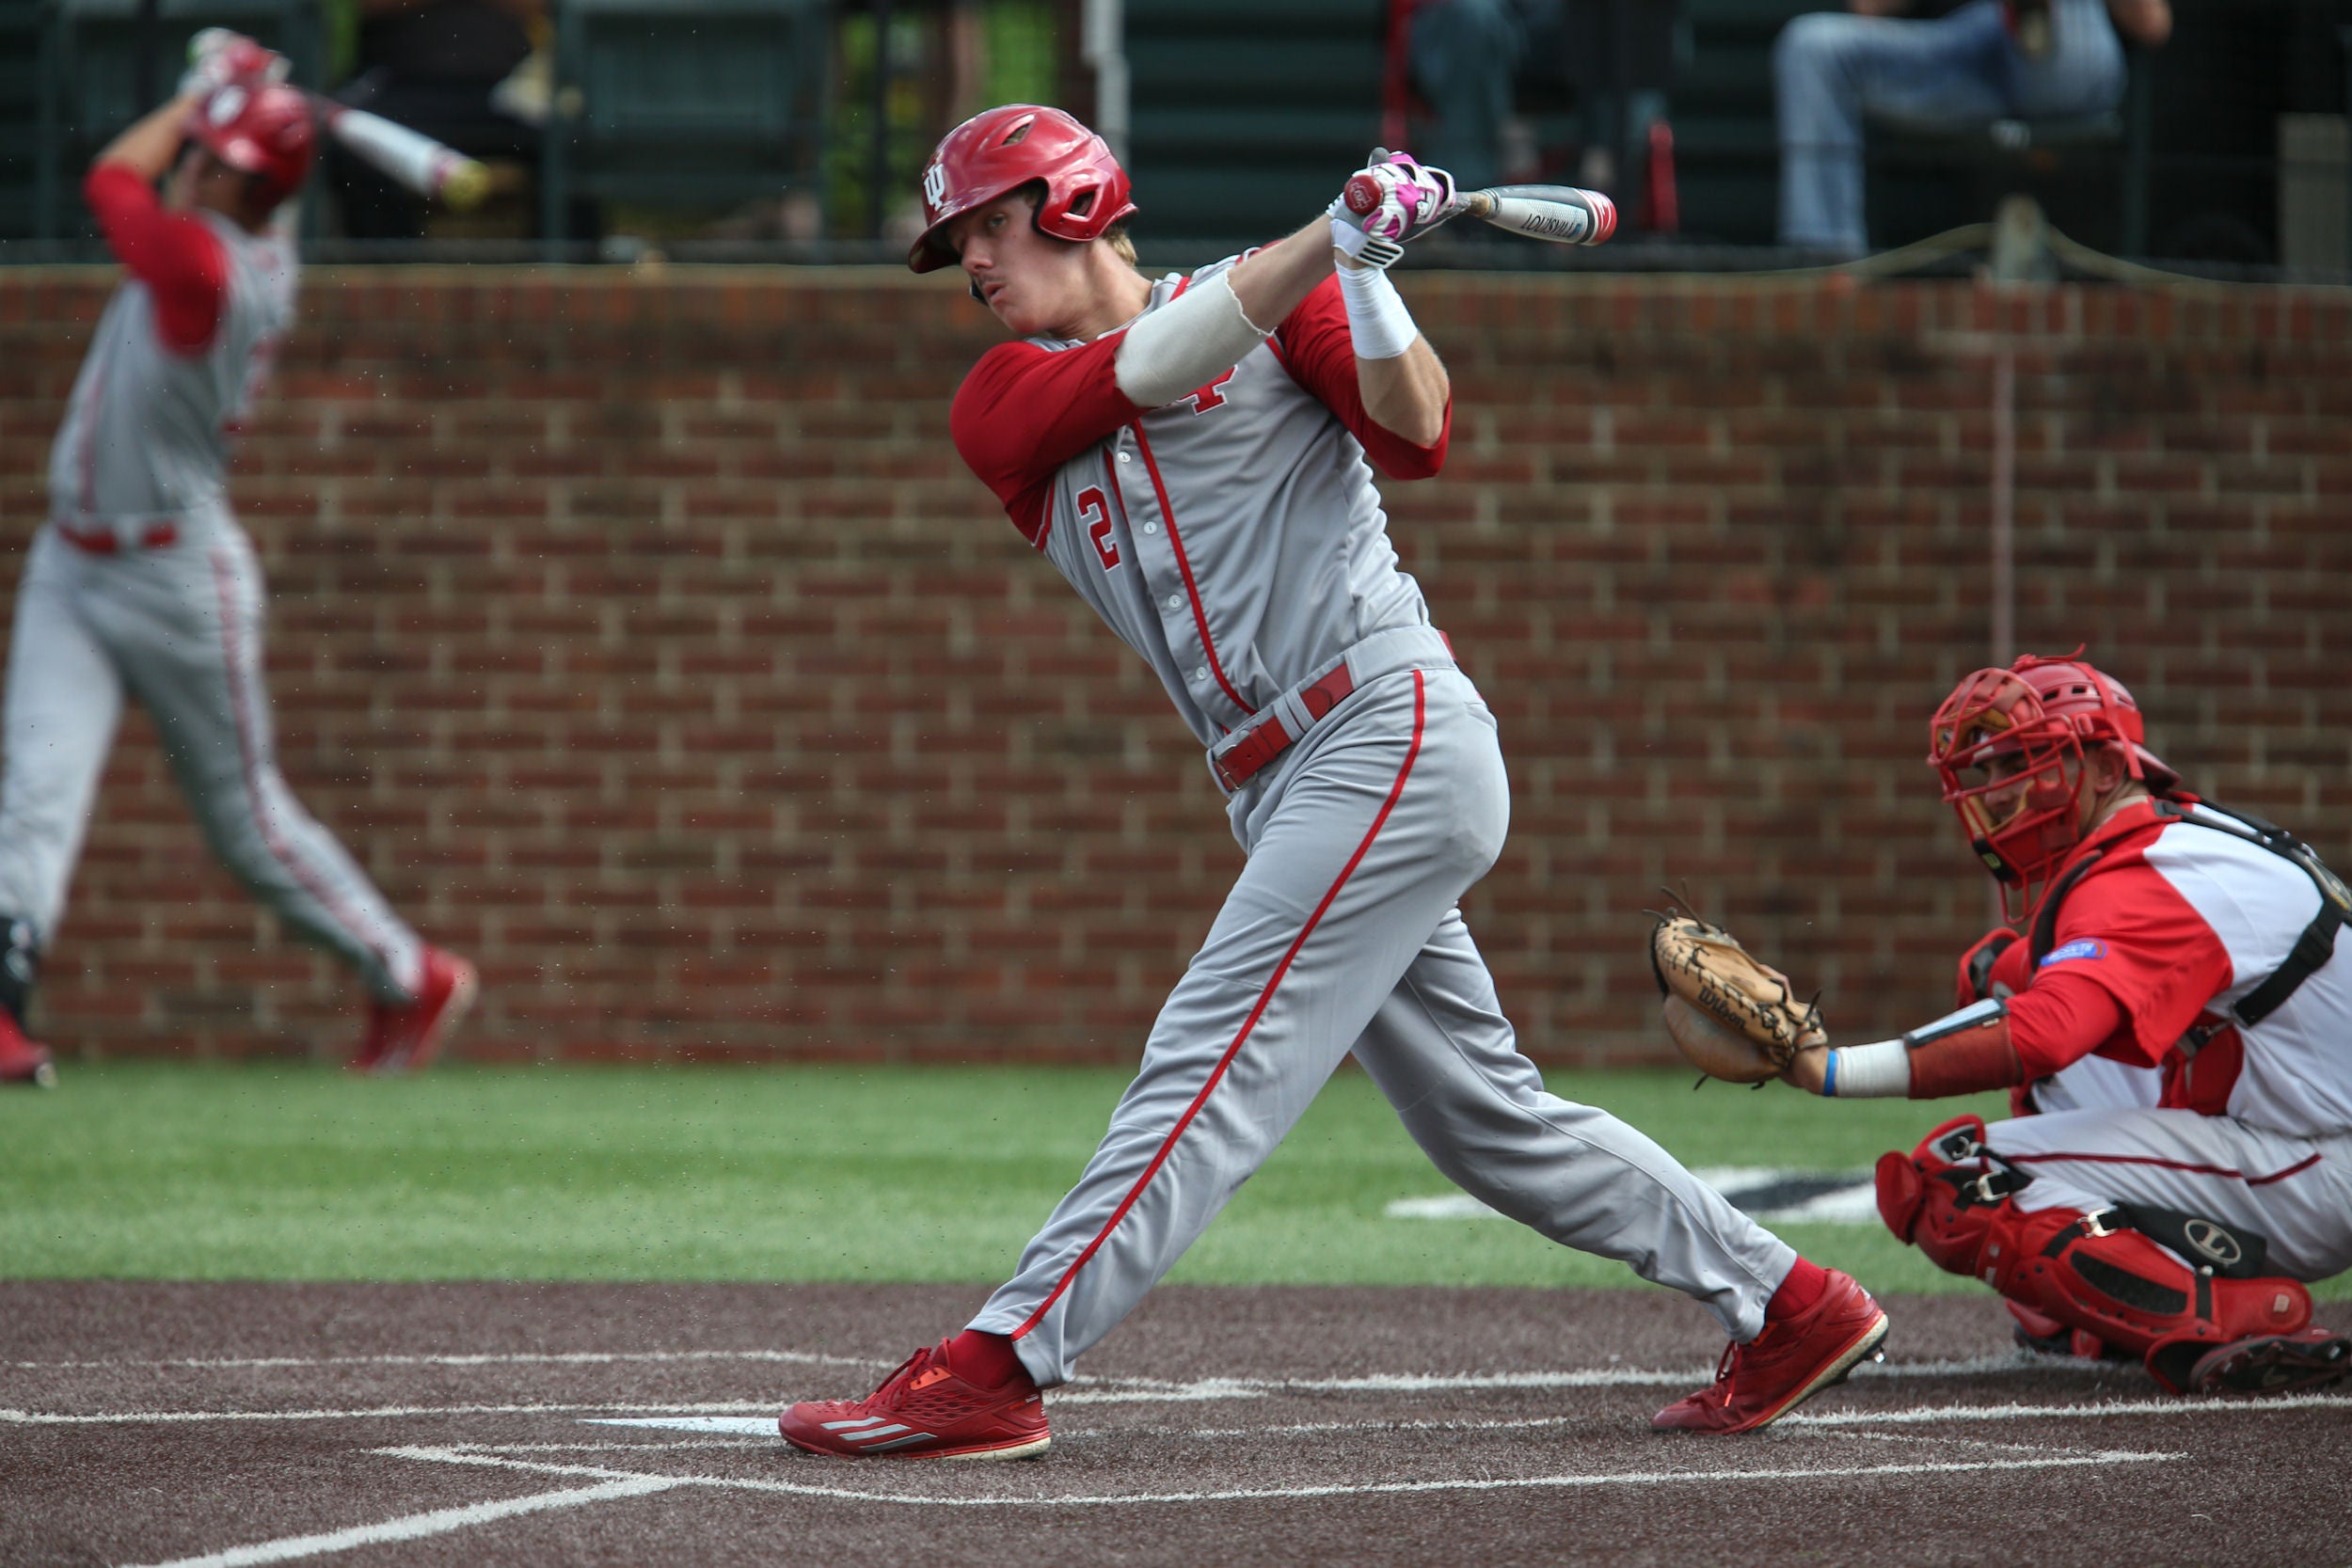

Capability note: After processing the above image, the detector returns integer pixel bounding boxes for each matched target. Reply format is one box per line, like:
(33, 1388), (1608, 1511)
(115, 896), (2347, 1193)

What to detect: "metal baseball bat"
(304, 92), (491, 210)
(1451, 185), (1617, 247)
(1342, 175), (1617, 247)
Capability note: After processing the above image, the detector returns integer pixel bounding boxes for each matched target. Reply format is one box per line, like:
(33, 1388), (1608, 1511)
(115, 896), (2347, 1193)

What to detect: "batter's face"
(946, 194), (1103, 339)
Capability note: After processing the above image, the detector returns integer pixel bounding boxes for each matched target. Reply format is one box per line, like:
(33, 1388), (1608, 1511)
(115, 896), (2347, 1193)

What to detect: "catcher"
(1660, 652), (2352, 1398)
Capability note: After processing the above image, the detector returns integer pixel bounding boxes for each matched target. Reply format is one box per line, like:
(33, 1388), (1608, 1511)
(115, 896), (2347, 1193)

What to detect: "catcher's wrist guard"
(1824, 1039), (1909, 1098)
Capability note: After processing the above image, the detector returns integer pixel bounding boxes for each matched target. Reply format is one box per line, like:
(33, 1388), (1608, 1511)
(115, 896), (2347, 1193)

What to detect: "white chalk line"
(118, 1475), (680, 1568)
(1783, 1390), (2352, 1427)
(0, 1354), (2150, 1426)
(7, 1348), (875, 1373)
(0, 1401), (780, 1426)
(376, 1441), (2187, 1510)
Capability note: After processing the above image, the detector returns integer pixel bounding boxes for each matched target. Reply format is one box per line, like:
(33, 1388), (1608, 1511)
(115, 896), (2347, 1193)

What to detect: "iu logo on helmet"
(922, 161), (949, 212)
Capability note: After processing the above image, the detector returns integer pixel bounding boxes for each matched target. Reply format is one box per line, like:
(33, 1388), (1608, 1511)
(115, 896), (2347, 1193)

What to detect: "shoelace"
(859, 1346), (936, 1406)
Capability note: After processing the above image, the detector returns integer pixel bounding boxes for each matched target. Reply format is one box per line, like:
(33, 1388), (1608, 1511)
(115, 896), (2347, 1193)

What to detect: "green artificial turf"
(2, 1062), (2342, 1298)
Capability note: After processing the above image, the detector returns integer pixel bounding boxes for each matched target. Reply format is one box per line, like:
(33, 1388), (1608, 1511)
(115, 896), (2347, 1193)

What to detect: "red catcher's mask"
(1928, 651), (2179, 923)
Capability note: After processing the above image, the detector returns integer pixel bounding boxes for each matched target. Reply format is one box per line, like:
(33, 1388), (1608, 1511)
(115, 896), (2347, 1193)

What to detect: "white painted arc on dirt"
(0, 1401), (782, 1425)
(119, 1476), (679, 1568)
(585, 1416), (783, 1434)
(380, 1442), (2186, 1509)
(1387, 1167), (1883, 1225)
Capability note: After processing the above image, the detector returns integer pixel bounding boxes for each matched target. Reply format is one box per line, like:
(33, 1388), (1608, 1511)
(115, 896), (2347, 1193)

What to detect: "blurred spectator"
(1401, 0), (1683, 210)
(330, 0), (546, 238)
(1774, 0), (2172, 256)
(1405, 0), (1526, 193)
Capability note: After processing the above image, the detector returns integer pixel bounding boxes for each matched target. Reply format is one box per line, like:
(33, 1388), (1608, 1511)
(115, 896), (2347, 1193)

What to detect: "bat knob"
(1343, 172), (1384, 217)
(439, 160), (492, 212)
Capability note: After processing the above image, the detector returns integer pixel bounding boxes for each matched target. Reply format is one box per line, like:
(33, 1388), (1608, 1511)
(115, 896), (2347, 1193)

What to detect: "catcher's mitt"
(1648, 910), (1825, 1085)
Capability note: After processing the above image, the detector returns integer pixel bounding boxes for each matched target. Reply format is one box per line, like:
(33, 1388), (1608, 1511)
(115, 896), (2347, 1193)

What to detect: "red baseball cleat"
(1653, 1269), (1889, 1434)
(2186, 1326), (2351, 1398)
(351, 947), (477, 1075)
(0, 1011), (55, 1088)
(779, 1339), (1051, 1460)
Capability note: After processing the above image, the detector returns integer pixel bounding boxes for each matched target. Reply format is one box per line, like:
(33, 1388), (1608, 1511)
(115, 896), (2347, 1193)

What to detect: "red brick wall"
(1, 269), (2346, 1066)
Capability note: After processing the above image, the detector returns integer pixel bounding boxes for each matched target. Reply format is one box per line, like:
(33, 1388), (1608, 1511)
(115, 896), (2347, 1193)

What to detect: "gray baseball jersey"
(953, 263), (1799, 1387)
(0, 168), (422, 1005)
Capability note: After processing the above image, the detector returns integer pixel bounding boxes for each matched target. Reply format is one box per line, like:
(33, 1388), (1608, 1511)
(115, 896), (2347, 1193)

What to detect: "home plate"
(585, 1416), (782, 1434)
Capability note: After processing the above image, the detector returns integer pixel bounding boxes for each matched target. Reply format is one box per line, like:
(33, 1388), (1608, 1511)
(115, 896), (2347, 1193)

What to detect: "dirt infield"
(4, 1282), (2347, 1568)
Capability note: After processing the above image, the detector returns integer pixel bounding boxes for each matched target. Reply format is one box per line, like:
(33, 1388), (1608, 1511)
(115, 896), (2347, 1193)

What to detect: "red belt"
(1211, 663), (1358, 793)
(57, 519), (178, 554)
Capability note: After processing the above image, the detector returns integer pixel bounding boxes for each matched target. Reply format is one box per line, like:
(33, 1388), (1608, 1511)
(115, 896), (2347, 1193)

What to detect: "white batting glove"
(178, 29), (289, 101)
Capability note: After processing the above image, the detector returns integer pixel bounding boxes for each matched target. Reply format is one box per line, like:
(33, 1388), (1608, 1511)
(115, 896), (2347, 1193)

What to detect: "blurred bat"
(1343, 174), (1618, 248)
(305, 92), (491, 211)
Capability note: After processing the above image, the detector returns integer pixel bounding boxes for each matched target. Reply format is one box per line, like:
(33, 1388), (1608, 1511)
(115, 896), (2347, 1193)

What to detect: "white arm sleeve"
(1114, 273), (1272, 408)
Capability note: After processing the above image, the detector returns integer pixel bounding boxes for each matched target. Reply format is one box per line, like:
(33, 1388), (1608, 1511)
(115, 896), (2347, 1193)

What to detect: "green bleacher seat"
(1124, 0), (1384, 249)
(539, 0), (829, 253)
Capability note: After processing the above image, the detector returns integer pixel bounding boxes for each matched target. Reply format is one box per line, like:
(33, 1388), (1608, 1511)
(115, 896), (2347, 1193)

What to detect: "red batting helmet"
(1928, 650), (2180, 920)
(186, 80), (315, 207)
(908, 104), (1136, 274)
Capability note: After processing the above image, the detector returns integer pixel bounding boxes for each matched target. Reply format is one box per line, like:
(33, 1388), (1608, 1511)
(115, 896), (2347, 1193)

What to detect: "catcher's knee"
(1873, 1114), (1993, 1254)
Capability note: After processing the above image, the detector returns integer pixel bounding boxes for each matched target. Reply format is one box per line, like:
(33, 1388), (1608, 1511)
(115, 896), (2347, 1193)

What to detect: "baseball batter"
(778, 105), (1889, 1457)
(1781, 652), (2352, 1397)
(0, 65), (472, 1089)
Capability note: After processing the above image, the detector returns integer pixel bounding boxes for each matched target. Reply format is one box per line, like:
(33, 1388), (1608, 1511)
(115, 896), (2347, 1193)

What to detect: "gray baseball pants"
(0, 513), (422, 1002)
(971, 663), (1797, 1386)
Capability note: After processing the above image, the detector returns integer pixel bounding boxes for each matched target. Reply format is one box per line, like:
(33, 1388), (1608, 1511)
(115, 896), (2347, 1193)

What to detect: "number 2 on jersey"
(1077, 486), (1120, 571)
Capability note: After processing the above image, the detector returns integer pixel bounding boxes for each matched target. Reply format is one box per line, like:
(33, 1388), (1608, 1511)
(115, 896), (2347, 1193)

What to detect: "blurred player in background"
(0, 45), (474, 1089)
(1782, 652), (2352, 1398)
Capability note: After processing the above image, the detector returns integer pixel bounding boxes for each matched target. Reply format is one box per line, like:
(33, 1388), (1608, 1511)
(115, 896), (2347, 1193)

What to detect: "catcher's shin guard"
(1874, 1117), (2312, 1391)
(2003, 1208), (2312, 1392)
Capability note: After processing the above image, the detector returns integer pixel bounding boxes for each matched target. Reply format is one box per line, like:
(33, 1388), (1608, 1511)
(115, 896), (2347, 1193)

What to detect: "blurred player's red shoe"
(2186, 1326), (2351, 1398)
(0, 1011), (55, 1088)
(351, 947), (476, 1075)
(1653, 1269), (1888, 1434)
(778, 1339), (1051, 1460)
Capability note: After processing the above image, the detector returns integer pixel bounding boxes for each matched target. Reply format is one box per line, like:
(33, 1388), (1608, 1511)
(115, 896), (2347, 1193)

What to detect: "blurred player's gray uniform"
(954, 259), (1800, 1386)
(2, 205), (424, 1003)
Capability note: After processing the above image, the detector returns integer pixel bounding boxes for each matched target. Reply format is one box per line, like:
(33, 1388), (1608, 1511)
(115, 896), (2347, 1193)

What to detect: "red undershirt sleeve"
(950, 337), (1142, 543)
(2030, 861), (2235, 1067)
(2004, 969), (2137, 1078)
(84, 164), (229, 356)
(1272, 274), (1451, 481)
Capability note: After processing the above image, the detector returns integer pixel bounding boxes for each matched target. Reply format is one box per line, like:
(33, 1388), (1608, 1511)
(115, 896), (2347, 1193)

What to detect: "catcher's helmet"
(186, 80), (315, 207)
(909, 104), (1136, 274)
(1928, 650), (2178, 919)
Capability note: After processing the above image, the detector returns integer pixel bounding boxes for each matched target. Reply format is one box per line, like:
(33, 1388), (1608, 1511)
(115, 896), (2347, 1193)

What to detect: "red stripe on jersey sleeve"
(84, 164), (228, 355)
(950, 336), (1143, 544)
(1272, 273), (1450, 480)
(2032, 859), (2235, 1068)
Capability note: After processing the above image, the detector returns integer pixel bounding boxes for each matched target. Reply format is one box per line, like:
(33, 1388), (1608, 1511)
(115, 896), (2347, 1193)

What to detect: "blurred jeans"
(1410, 0), (1527, 193)
(1774, 0), (2125, 253)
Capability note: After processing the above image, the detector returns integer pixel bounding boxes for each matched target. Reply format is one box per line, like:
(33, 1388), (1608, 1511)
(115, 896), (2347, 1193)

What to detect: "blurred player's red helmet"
(1928, 650), (2179, 920)
(186, 80), (315, 206)
(908, 104), (1136, 273)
